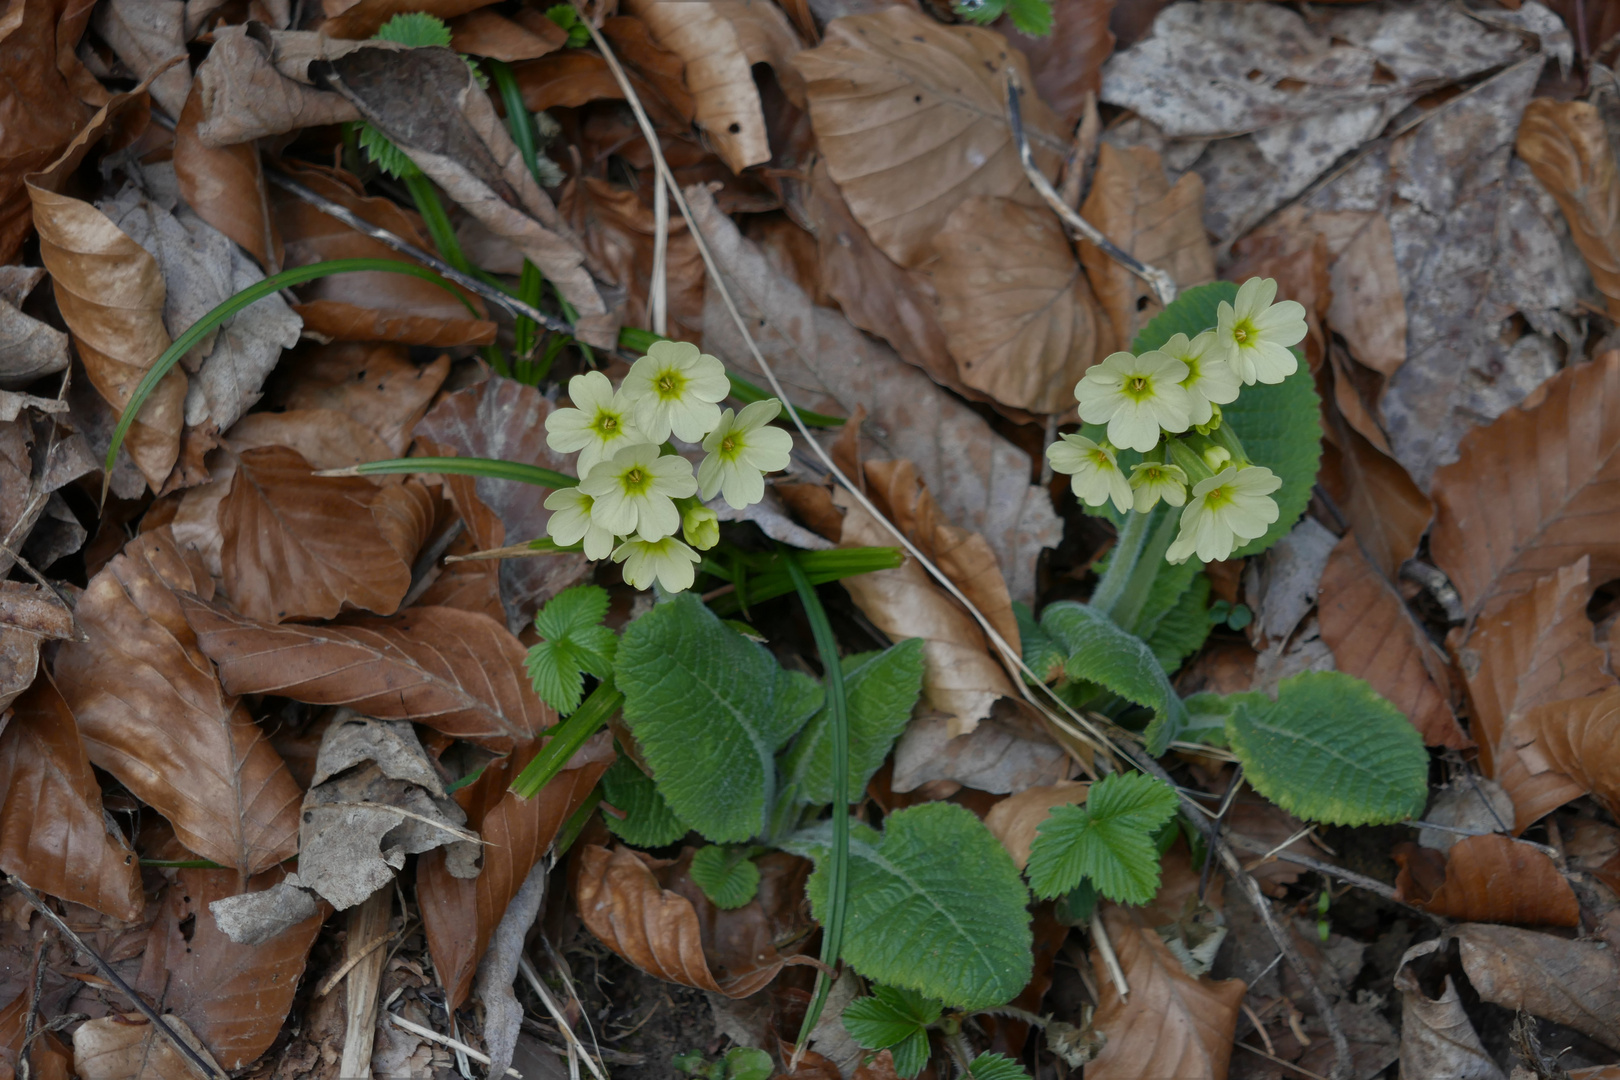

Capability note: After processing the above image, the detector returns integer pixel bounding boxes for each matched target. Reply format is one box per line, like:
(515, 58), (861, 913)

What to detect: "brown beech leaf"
(321, 0), (499, 39)
(190, 26), (365, 147)
(1454, 558), (1611, 832)
(91, 0), (189, 118)
(419, 739), (610, 1008)
(931, 196), (1109, 414)
(563, 177), (705, 346)
(0, 679), (143, 922)
(792, 7), (1064, 269)
(511, 53), (634, 112)
(1457, 923), (1620, 1052)
(601, 15), (697, 126)
(271, 161), (495, 348)
(1517, 687), (1620, 822)
(134, 868), (323, 1070)
(182, 600), (554, 751)
(1085, 903), (1245, 1080)
(1516, 98), (1620, 320)
(1317, 534), (1467, 748)
(72, 1013), (224, 1080)
(1393, 939), (1503, 1080)
(1393, 834), (1579, 926)
(992, 0), (1115, 130)
(1079, 142), (1217, 349)
(623, 0), (802, 173)
(983, 781), (1088, 869)
(448, 8), (567, 61)
(890, 709), (1073, 794)
(218, 444), (412, 624)
(0, 582), (74, 715)
(0, 297), (70, 389)
(1320, 375), (1430, 579)
(174, 83), (279, 273)
(55, 531), (301, 877)
(267, 342), (450, 455)
(26, 93), (186, 491)
(1431, 348), (1620, 624)
(1326, 212), (1407, 377)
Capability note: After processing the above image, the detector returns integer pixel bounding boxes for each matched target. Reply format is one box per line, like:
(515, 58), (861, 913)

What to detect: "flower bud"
(682, 503), (721, 550)
(1202, 446), (1232, 472)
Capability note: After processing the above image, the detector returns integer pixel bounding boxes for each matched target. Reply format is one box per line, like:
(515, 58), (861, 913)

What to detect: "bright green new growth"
(689, 845), (761, 910)
(787, 803), (1032, 1011)
(1224, 672), (1430, 826)
(525, 585), (617, 715)
(968, 1053), (1034, 1080)
(599, 757), (688, 847)
(950, 0), (1054, 36)
(841, 985), (942, 1079)
(1026, 772), (1179, 903)
(779, 639), (925, 806)
(544, 3), (592, 47)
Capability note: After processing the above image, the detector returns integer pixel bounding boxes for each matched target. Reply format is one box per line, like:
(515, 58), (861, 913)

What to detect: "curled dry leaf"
(0, 679), (144, 922)
(267, 342), (450, 456)
(1393, 939), (1505, 1080)
(419, 737), (612, 1007)
(1517, 687), (1620, 822)
(1515, 98), (1620, 320)
(1084, 902), (1245, 1080)
(320, 0), (501, 40)
(174, 83), (280, 273)
(448, 7), (567, 61)
(134, 868), (323, 1070)
(931, 196), (1108, 414)
(983, 780), (1088, 869)
(601, 15), (698, 126)
(54, 530), (302, 876)
(1393, 834), (1579, 926)
(182, 599), (554, 751)
(1317, 534), (1467, 748)
(563, 176), (705, 345)
(1319, 366), (1431, 579)
(890, 709), (1074, 794)
(0, 297), (69, 389)
(1457, 923), (1620, 1052)
(72, 1013), (223, 1080)
(792, 6), (1065, 269)
(190, 26), (372, 147)
(0, 582), (74, 714)
(91, 0), (190, 117)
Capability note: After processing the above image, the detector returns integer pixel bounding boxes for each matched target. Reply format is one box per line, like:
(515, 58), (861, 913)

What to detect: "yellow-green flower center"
(591, 411), (622, 438)
(1232, 321), (1254, 344)
(621, 466), (651, 495)
(1123, 374), (1154, 402)
(720, 433), (739, 457)
(1203, 484), (1235, 512)
(655, 367), (687, 399)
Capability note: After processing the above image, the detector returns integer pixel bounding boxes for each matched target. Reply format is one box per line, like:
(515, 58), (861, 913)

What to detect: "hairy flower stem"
(1090, 505), (1179, 634)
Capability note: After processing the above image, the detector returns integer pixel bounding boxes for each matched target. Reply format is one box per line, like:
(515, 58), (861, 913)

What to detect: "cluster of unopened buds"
(1047, 278), (1308, 563)
(543, 340), (793, 592)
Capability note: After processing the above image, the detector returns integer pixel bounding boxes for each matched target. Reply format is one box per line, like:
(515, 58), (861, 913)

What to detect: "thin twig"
(1088, 909), (1128, 1001)
(1198, 766), (1244, 900)
(387, 1012), (523, 1077)
(1234, 1039), (1332, 1080)
(5, 876), (228, 1080)
(1005, 70), (1177, 308)
(518, 956), (609, 1080)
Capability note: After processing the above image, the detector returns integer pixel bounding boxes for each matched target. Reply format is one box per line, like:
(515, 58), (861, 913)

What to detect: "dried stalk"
(386, 1012), (523, 1077)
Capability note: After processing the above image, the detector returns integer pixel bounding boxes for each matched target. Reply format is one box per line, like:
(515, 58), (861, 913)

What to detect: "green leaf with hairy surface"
(1222, 363), (1320, 557)
(1026, 772), (1179, 903)
(969, 1053), (1033, 1080)
(1015, 601), (1063, 682)
(1131, 280), (1232, 354)
(600, 757), (688, 847)
(784, 803), (1032, 1010)
(780, 639), (924, 806)
(1224, 672), (1428, 826)
(1143, 572), (1212, 674)
(842, 985), (941, 1079)
(1178, 692), (1242, 749)
(526, 585), (617, 715)
(1040, 602), (1184, 752)
(688, 845), (761, 910)
(615, 593), (815, 842)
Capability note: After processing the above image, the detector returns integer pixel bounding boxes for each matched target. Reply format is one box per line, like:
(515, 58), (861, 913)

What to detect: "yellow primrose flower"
(543, 487), (616, 560)
(1047, 433), (1133, 514)
(543, 370), (647, 477)
(1073, 350), (1192, 453)
(698, 400), (794, 509)
(1160, 331), (1240, 426)
(613, 535), (701, 592)
(1215, 277), (1306, 386)
(1128, 462), (1188, 512)
(622, 339), (731, 443)
(1165, 466), (1281, 564)
(578, 443), (697, 542)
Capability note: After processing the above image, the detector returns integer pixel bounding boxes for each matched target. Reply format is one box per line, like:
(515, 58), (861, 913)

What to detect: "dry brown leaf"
(1325, 212), (1406, 376)
(890, 709), (1073, 793)
(931, 196), (1108, 414)
(511, 52), (635, 111)
(190, 26), (364, 147)
(1317, 534), (1467, 749)
(1393, 939), (1504, 1080)
(983, 780), (1087, 869)
(1393, 834), (1579, 926)
(1517, 687), (1620, 822)
(1079, 142), (1217, 349)
(174, 83), (279, 273)
(448, 8), (567, 61)
(92, 0), (189, 117)
(1085, 903), (1245, 1080)
(792, 7), (1063, 269)
(601, 15), (697, 126)
(1516, 98), (1620, 320)
(55, 531), (302, 876)
(419, 739), (611, 1007)
(134, 868), (322, 1070)
(72, 1013), (223, 1080)
(624, 0), (802, 173)
(1320, 370), (1430, 579)
(563, 177), (705, 345)
(0, 298), (69, 389)
(183, 599), (554, 752)
(992, 0), (1115, 130)
(1432, 351), (1620, 623)
(0, 679), (143, 922)
(266, 342), (450, 456)
(321, 0), (497, 38)
(1457, 923), (1620, 1053)
(26, 93), (186, 491)
(0, 581), (72, 715)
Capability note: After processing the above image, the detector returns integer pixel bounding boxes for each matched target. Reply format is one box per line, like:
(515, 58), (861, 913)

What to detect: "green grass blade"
(707, 547), (902, 614)
(339, 456), (578, 488)
(617, 327), (846, 428)
(509, 677), (624, 799)
(104, 258), (477, 490)
(488, 58), (544, 189)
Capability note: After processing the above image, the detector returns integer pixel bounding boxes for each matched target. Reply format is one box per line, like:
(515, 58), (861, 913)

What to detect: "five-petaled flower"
(614, 535), (702, 592)
(1074, 350), (1192, 453)
(542, 487), (617, 560)
(698, 401), (795, 509)
(544, 371), (646, 476)
(1047, 434), (1134, 514)
(622, 339), (731, 443)
(1128, 462), (1188, 512)
(1160, 331), (1240, 427)
(1166, 465), (1282, 564)
(578, 443), (697, 542)
(1214, 277), (1306, 386)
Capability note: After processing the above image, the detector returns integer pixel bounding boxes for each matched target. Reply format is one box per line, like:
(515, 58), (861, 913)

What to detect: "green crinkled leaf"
(526, 585), (618, 715)
(842, 985), (941, 1079)
(1178, 691), (1243, 749)
(774, 666), (825, 734)
(969, 1053), (1033, 1080)
(1015, 601), (1064, 682)
(688, 845), (761, 909)
(599, 757), (688, 847)
(1026, 772), (1179, 903)
(374, 11), (453, 45)
(1143, 572), (1212, 674)
(616, 593), (814, 843)
(1040, 602), (1184, 752)
(780, 639), (924, 806)
(1131, 280), (1232, 354)
(1224, 672), (1429, 826)
(1129, 551), (1202, 640)
(786, 803), (1032, 1010)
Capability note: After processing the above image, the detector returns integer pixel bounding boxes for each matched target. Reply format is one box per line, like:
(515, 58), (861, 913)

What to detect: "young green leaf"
(600, 757), (688, 847)
(615, 593), (819, 843)
(779, 639), (925, 806)
(525, 585), (618, 715)
(1142, 571), (1213, 674)
(968, 1053), (1033, 1080)
(1015, 601), (1064, 682)
(375, 11), (453, 45)
(719, 1047), (773, 1080)
(1039, 602), (1185, 751)
(785, 803), (1032, 1011)
(688, 845), (762, 910)
(1026, 772), (1179, 903)
(841, 985), (942, 1079)
(1224, 671), (1429, 826)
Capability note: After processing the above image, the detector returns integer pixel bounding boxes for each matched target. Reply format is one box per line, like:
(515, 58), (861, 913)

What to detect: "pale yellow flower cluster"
(543, 341), (794, 591)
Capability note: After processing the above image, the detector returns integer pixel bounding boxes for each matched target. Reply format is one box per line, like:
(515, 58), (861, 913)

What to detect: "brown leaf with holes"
(1085, 902), (1245, 1080)
(1517, 686), (1620, 823)
(563, 177), (705, 345)
(1453, 557), (1612, 832)
(793, 7), (1063, 269)
(54, 530), (302, 876)
(1079, 142), (1217, 349)
(448, 8), (567, 61)
(1516, 98), (1620, 320)
(1393, 834), (1578, 926)
(267, 342), (450, 456)
(72, 1013), (223, 1080)
(174, 83), (279, 273)
(931, 196), (1108, 414)
(134, 868), (323, 1071)
(182, 599), (554, 751)
(1317, 534), (1467, 748)
(0, 679), (143, 922)
(1431, 352), (1620, 623)
(1457, 923), (1620, 1052)
(419, 737), (612, 1008)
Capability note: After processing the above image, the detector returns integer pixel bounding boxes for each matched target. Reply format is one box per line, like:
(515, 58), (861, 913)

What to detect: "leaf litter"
(1, 1), (1619, 1078)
